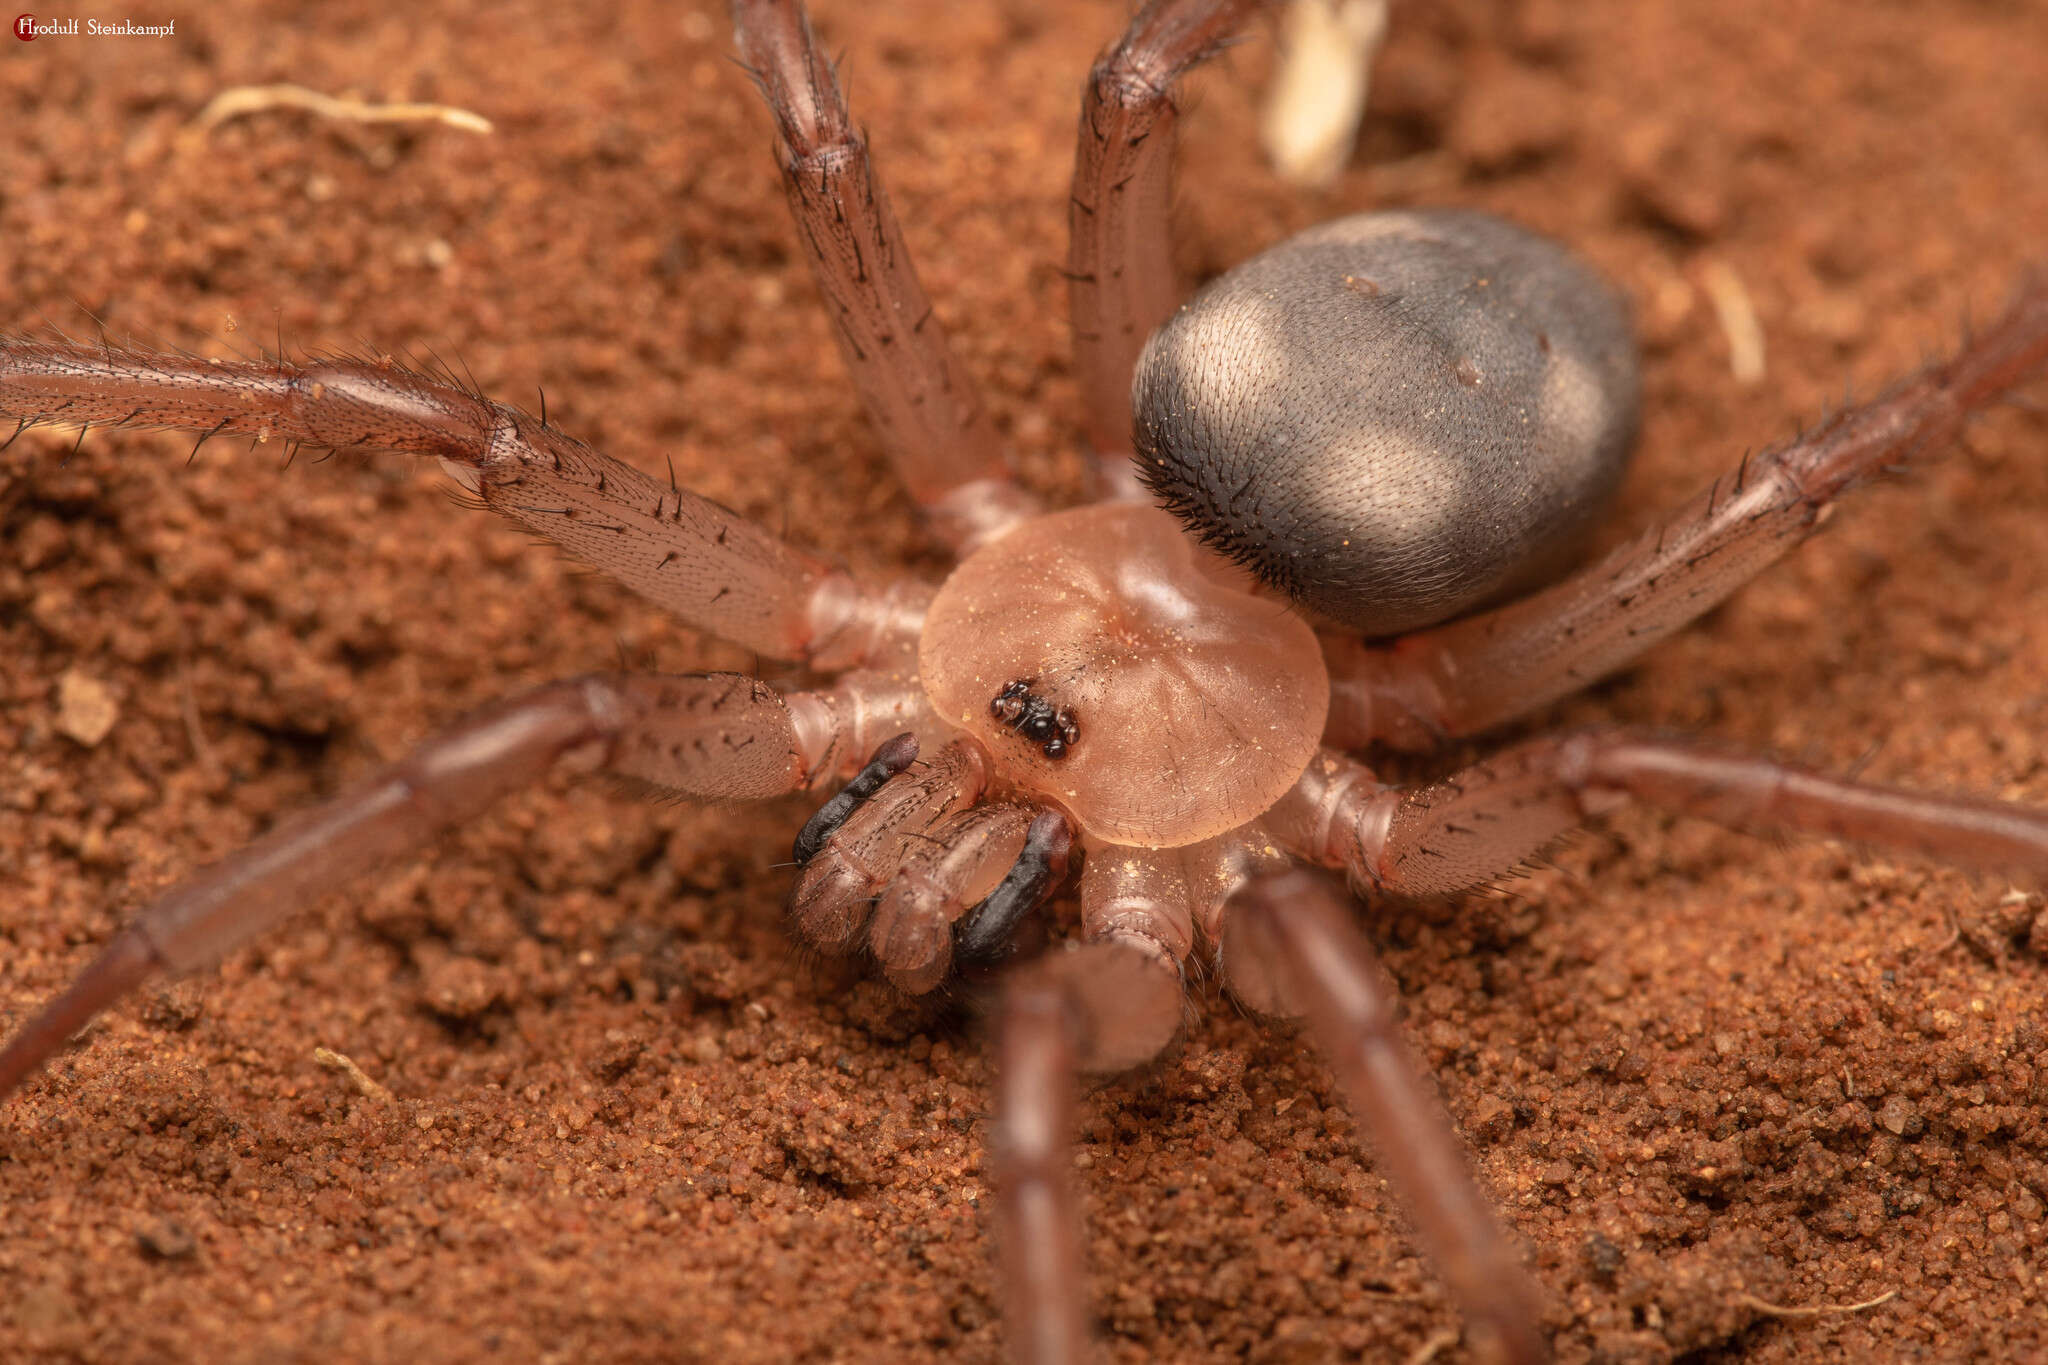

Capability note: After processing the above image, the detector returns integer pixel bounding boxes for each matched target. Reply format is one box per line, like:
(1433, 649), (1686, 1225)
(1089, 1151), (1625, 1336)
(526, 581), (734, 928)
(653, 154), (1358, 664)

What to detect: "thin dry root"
(1700, 258), (1766, 384)
(312, 1047), (394, 1104)
(185, 84), (495, 142)
(1735, 1288), (1899, 1318)
(1403, 1329), (1461, 1365)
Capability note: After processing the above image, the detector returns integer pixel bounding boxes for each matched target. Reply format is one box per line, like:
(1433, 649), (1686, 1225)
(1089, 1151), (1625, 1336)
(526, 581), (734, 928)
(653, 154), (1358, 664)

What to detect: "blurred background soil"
(3, 1), (2047, 1360)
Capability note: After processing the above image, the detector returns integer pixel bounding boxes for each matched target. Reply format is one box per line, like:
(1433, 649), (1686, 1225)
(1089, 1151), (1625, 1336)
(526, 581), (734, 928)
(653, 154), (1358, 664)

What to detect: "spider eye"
(1131, 208), (1640, 637)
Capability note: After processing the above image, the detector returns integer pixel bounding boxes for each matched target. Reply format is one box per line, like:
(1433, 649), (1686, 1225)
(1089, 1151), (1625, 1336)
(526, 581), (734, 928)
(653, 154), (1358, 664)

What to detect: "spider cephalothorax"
(2, 2), (2046, 1363)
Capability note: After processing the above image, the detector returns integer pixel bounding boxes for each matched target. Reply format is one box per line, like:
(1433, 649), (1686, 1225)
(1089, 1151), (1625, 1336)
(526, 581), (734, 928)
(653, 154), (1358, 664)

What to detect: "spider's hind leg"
(1271, 735), (2048, 900)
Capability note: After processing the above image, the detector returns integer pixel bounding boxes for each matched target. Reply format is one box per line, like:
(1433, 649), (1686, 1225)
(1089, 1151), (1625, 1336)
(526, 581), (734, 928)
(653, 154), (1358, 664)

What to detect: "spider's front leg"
(1069, 0), (1265, 475)
(0, 336), (927, 669)
(989, 838), (1253, 1365)
(731, 0), (1042, 553)
(0, 670), (917, 1101)
(1326, 276), (2048, 749)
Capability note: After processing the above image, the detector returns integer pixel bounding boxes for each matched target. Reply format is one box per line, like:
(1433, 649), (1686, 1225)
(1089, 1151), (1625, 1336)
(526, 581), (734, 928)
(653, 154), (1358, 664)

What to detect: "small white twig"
(1261, 0), (1390, 189)
(313, 1046), (395, 1104)
(186, 84), (494, 142)
(1736, 1288), (1899, 1318)
(1701, 258), (1767, 385)
(1402, 1328), (1460, 1365)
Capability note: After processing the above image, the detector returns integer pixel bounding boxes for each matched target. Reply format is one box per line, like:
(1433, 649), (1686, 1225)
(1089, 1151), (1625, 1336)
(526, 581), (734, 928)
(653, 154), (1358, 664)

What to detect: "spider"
(4, 0), (2048, 1358)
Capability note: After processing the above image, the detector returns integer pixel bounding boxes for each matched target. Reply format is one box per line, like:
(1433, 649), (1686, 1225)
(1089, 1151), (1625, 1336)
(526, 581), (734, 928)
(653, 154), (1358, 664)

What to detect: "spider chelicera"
(3, 2), (2047, 1362)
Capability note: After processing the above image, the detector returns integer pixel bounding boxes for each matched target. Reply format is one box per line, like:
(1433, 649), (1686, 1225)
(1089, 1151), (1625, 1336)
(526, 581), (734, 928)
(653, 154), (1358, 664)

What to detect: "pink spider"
(3, 2), (2046, 1362)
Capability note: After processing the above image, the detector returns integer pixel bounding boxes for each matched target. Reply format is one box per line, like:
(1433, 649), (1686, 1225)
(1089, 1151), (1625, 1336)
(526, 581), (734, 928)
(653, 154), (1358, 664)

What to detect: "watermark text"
(16, 14), (177, 41)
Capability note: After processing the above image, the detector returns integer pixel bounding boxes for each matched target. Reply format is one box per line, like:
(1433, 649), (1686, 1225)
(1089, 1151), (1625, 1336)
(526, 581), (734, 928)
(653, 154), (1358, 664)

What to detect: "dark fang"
(953, 809), (1075, 968)
(989, 678), (1080, 760)
(792, 732), (919, 866)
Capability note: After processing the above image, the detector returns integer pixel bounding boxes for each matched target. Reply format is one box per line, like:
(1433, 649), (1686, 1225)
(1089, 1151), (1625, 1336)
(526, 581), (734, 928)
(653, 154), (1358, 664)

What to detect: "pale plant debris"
(1402, 1327), (1460, 1365)
(1261, 0), (1389, 188)
(1736, 1288), (1900, 1318)
(312, 1046), (395, 1104)
(1702, 257), (1768, 384)
(185, 84), (494, 144)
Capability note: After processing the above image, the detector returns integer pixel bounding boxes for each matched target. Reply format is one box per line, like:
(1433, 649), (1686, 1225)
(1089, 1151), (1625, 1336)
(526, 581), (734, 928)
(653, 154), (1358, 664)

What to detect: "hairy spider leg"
(991, 973), (1089, 1365)
(0, 671), (925, 1100)
(0, 337), (927, 668)
(1228, 869), (1549, 1365)
(732, 0), (1043, 554)
(1324, 277), (2048, 750)
(1265, 737), (2048, 902)
(1069, 0), (1265, 477)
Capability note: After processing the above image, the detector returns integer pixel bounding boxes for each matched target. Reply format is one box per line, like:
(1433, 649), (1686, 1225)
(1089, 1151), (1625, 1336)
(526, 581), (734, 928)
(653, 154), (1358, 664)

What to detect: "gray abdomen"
(1131, 209), (1639, 636)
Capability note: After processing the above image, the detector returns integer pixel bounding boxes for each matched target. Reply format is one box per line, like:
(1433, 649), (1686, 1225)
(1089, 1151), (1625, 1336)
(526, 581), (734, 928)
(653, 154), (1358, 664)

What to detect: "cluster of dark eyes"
(989, 678), (1081, 759)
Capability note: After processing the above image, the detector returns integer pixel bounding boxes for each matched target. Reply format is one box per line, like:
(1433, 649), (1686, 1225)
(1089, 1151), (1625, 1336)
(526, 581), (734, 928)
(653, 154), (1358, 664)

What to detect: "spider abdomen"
(1132, 208), (1640, 636)
(919, 503), (1328, 848)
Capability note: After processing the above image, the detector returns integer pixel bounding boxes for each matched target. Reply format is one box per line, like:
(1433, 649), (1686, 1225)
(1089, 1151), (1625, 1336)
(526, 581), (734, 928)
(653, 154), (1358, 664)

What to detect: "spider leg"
(1323, 275), (2048, 749)
(990, 936), (1194, 1365)
(0, 337), (925, 667)
(0, 671), (897, 1102)
(1070, 835), (1293, 1069)
(988, 832), (1293, 1364)
(730, 0), (1041, 554)
(1224, 869), (1548, 1365)
(992, 973), (1089, 1365)
(998, 839), (1549, 1364)
(1270, 736), (2048, 898)
(1070, 0), (1265, 483)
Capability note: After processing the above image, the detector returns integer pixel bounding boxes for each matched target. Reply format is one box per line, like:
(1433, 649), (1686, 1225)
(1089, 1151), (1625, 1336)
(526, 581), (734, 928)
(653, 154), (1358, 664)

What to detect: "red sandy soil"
(3, 1), (2047, 1361)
